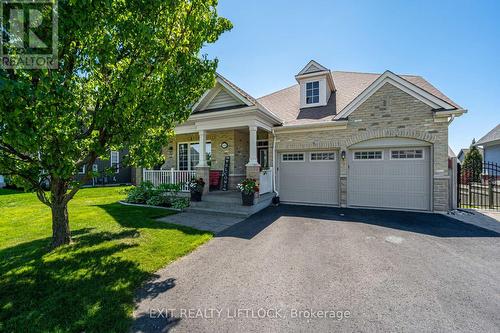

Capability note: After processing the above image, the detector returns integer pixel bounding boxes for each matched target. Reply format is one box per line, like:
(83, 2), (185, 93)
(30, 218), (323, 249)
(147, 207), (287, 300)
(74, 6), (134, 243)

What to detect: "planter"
(241, 192), (255, 206)
(190, 191), (202, 202)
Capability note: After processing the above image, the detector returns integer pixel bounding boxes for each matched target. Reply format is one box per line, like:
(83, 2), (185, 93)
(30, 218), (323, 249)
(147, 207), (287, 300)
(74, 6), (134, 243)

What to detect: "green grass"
(0, 187), (212, 332)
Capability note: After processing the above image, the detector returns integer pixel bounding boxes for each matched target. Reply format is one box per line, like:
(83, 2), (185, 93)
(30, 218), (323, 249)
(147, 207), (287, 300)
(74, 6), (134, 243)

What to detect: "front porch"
(143, 125), (275, 195)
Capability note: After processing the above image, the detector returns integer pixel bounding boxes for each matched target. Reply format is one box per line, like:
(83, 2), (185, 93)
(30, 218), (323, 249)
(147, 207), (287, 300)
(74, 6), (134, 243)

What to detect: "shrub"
(146, 195), (170, 207)
(125, 181), (154, 204)
(171, 197), (190, 210)
(126, 181), (187, 208)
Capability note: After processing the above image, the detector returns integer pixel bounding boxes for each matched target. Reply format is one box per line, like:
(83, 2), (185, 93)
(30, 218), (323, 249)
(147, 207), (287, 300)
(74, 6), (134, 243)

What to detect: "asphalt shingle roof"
(257, 71), (461, 126)
(476, 124), (500, 145)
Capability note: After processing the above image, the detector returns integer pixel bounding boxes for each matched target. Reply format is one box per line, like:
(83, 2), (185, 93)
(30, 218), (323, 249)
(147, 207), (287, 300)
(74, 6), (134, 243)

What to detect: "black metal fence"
(458, 161), (500, 210)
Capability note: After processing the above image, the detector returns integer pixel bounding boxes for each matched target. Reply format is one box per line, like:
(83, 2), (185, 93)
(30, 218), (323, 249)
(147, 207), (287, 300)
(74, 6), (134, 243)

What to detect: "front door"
(258, 148), (268, 168)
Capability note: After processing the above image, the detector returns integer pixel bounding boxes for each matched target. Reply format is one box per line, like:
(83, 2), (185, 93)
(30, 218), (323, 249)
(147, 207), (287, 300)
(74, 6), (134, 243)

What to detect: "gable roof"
(457, 147), (484, 160)
(334, 70), (459, 120)
(296, 60), (329, 76)
(476, 124), (500, 145)
(193, 73), (259, 113)
(257, 70), (463, 126)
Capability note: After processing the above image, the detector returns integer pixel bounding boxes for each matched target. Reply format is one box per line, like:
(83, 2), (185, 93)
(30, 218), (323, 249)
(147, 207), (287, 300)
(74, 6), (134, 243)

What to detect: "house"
(475, 124), (500, 164)
(457, 147), (483, 164)
(76, 149), (133, 187)
(138, 60), (466, 212)
(0, 175), (4, 188)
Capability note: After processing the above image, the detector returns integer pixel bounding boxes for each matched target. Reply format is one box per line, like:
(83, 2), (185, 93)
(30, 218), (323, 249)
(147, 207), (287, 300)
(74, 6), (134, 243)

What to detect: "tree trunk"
(50, 180), (71, 248)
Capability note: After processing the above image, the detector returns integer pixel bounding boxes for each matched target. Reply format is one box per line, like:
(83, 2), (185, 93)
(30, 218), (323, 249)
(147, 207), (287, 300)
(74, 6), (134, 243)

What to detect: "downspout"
(272, 128), (279, 197)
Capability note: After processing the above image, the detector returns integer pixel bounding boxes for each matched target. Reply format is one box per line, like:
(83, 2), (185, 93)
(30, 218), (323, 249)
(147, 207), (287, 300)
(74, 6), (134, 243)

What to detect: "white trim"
(197, 86), (223, 111)
(296, 60), (329, 76)
(309, 151), (336, 162)
(389, 148), (425, 160)
(352, 150), (384, 161)
(78, 165), (86, 174)
(281, 152), (306, 162)
(215, 75), (254, 107)
(334, 71), (456, 120)
(305, 80), (320, 105)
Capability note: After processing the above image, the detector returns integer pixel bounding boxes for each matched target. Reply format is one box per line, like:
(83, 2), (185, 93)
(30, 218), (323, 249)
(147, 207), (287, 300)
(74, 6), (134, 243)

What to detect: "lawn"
(0, 187), (212, 333)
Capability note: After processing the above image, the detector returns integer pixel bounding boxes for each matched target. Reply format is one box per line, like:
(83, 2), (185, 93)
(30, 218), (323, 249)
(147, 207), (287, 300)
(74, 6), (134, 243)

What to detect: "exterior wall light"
(341, 150), (346, 160)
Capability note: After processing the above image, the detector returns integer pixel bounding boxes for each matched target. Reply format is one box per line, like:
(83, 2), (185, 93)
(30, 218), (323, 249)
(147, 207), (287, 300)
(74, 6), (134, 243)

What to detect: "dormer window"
(306, 81), (320, 104)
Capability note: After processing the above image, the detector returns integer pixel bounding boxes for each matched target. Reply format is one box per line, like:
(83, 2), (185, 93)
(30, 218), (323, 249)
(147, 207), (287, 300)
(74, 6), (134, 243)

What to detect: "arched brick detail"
(346, 128), (437, 147)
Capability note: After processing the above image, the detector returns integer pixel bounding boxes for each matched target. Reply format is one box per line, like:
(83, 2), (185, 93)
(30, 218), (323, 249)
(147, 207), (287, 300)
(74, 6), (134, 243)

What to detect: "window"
(306, 81), (320, 104)
(78, 165), (86, 174)
(92, 164), (98, 172)
(282, 153), (304, 161)
(178, 142), (211, 171)
(391, 149), (424, 159)
(354, 151), (383, 160)
(110, 151), (119, 173)
(311, 152), (336, 161)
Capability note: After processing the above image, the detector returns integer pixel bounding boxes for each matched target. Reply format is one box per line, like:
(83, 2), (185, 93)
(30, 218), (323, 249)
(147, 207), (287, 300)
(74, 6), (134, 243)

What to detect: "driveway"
(133, 205), (500, 332)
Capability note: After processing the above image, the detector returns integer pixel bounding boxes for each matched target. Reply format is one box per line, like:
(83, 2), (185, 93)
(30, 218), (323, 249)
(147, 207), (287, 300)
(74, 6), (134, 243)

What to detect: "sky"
(202, 0), (500, 154)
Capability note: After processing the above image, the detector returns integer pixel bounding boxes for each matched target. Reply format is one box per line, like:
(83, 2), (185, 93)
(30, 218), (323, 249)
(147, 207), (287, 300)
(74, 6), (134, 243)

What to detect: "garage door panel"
(348, 147), (430, 211)
(279, 152), (339, 205)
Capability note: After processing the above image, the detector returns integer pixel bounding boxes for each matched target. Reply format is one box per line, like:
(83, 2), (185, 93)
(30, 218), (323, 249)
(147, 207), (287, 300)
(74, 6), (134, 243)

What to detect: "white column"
(246, 125), (260, 166)
(198, 130), (208, 167)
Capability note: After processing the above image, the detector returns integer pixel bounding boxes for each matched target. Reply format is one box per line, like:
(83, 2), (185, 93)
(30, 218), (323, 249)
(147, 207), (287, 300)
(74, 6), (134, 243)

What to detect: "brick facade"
(274, 83), (450, 211)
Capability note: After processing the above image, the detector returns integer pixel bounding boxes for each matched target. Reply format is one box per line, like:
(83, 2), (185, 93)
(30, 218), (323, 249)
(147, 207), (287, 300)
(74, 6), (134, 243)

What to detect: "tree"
(463, 139), (483, 183)
(0, 0), (231, 248)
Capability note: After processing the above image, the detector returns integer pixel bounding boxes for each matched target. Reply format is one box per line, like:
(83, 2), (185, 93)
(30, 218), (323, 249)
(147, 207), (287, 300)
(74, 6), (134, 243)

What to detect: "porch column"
(197, 130), (208, 167)
(246, 125), (260, 180)
(196, 130), (209, 194)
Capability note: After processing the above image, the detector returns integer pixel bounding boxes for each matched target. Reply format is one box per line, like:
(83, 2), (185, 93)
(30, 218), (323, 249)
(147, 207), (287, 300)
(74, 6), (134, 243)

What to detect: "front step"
(187, 192), (274, 218)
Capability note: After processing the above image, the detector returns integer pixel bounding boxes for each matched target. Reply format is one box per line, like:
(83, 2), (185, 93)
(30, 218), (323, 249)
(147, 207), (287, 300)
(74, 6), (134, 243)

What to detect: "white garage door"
(278, 151), (339, 205)
(348, 147), (431, 211)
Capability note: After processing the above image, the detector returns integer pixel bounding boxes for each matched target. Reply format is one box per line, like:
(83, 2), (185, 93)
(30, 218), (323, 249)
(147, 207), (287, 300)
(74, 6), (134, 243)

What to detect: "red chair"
(209, 170), (222, 191)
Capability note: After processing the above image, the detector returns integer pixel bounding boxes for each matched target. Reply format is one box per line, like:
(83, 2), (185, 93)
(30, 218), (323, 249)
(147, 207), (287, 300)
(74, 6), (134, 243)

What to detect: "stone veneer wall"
(273, 82), (450, 211)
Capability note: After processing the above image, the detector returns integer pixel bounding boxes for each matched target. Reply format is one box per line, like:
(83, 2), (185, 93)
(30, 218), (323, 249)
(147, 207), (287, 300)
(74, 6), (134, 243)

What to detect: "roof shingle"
(257, 71), (461, 126)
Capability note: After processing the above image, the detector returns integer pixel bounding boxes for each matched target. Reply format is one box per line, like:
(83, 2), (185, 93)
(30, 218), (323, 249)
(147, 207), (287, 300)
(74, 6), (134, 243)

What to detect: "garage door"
(278, 151), (339, 205)
(348, 147), (431, 210)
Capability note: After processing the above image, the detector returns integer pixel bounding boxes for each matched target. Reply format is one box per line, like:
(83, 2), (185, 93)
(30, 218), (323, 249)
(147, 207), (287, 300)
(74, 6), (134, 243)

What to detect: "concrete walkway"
(157, 212), (244, 233)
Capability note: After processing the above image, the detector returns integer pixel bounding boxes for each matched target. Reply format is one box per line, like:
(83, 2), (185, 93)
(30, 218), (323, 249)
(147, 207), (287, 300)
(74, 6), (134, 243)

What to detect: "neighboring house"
(448, 146), (456, 159)
(475, 124), (500, 164)
(0, 175), (5, 188)
(457, 147), (484, 164)
(138, 60), (465, 212)
(76, 149), (133, 186)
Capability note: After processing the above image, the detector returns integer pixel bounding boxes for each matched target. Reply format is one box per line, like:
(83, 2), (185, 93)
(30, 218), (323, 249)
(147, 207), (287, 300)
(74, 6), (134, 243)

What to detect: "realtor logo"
(1, 0), (58, 68)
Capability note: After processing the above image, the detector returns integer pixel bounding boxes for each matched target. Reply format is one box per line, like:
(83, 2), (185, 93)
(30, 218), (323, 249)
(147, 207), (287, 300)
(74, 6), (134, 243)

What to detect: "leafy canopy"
(0, 0), (231, 203)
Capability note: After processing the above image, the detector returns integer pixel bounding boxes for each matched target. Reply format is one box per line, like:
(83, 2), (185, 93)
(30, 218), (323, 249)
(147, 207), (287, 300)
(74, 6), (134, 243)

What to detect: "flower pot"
(190, 191), (202, 202)
(241, 192), (255, 206)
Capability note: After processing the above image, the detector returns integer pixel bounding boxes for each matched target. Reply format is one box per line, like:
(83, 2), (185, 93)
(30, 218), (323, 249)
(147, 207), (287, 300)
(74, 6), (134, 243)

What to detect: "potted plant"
(237, 178), (259, 206)
(189, 178), (205, 202)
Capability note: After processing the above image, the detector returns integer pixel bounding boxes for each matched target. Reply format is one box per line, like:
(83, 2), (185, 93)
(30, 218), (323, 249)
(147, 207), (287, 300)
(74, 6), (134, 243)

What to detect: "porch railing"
(259, 169), (273, 194)
(143, 168), (196, 192)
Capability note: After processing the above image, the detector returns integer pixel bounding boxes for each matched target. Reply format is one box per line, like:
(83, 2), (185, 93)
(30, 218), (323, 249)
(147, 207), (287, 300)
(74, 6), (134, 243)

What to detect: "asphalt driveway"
(132, 205), (500, 332)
